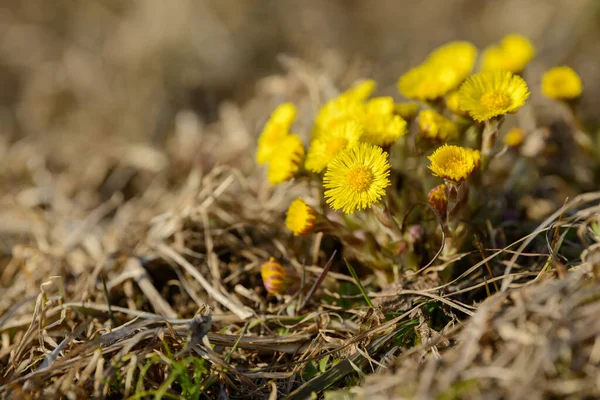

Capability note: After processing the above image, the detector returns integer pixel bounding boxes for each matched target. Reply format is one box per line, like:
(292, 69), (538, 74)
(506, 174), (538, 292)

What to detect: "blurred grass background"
(0, 0), (598, 157)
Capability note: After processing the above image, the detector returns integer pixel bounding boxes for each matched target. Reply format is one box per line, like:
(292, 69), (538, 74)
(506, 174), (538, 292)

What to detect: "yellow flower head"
(313, 96), (363, 139)
(417, 110), (459, 142)
(399, 42), (476, 101)
(427, 184), (447, 218)
(256, 103), (297, 164)
(427, 41), (478, 78)
(341, 79), (377, 102)
(285, 198), (317, 236)
(267, 134), (304, 185)
(305, 120), (363, 173)
(470, 148), (481, 169)
(398, 63), (462, 100)
(261, 257), (286, 294)
(503, 127), (525, 148)
(324, 142), (391, 214)
(445, 91), (467, 117)
(458, 70), (529, 122)
(428, 144), (478, 182)
(482, 34), (535, 73)
(359, 97), (407, 146)
(541, 66), (583, 100)
(269, 102), (297, 125)
(395, 102), (420, 120)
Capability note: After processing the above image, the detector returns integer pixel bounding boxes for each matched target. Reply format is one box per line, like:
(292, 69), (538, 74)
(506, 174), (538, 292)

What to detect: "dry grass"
(2, 1), (600, 399)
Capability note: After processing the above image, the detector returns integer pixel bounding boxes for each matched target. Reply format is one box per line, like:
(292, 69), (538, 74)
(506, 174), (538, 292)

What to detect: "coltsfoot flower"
(342, 79), (377, 102)
(398, 41), (477, 101)
(458, 70), (530, 122)
(267, 134), (304, 185)
(427, 184), (448, 218)
(256, 103), (297, 164)
(427, 41), (477, 78)
(503, 128), (525, 148)
(360, 97), (407, 146)
(398, 63), (462, 100)
(445, 91), (467, 117)
(324, 142), (391, 214)
(312, 96), (363, 139)
(418, 110), (459, 142)
(285, 198), (317, 236)
(541, 66), (583, 100)
(305, 120), (363, 173)
(394, 102), (420, 120)
(261, 257), (287, 294)
(481, 34), (535, 73)
(428, 144), (479, 182)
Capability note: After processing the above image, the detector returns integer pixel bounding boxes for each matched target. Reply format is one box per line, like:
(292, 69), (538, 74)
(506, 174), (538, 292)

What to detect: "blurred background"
(0, 0), (598, 175)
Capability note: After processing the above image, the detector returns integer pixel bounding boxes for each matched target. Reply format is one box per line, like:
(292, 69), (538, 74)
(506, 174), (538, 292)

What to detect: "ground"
(1, 1), (600, 399)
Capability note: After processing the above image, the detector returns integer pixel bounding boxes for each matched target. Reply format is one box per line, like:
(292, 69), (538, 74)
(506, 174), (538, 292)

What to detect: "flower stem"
(481, 118), (502, 171)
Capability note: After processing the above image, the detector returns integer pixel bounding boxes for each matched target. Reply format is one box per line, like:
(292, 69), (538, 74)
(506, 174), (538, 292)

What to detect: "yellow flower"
(458, 70), (529, 122)
(503, 128), (525, 148)
(398, 42), (477, 101)
(324, 142), (391, 214)
(269, 102), (297, 125)
(445, 91), (467, 116)
(482, 34), (535, 73)
(267, 134), (304, 185)
(341, 79), (377, 102)
(541, 66), (583, 100)
(427, 41), (477, 78)
(470, 148), (481, 169)
(417, 110), (459, 142)
(312, 96), (363, 139)
(428, 144), (478, 182)
(394, 102), (420, 119)
(398, 63), (462, 100)
(256, 103), (297, 164)
(359, 97), (407, 146)
(305, 120), (363, 173)
(427, 184), (447, 218)
(261, 257), (286, 294)
(285, 198), (317, 236)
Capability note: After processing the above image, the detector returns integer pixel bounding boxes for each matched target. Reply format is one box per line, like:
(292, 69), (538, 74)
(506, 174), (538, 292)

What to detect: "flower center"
(347, 166), (374, 192)
(480, 91), (511, 111)
(325, 137), (349, 158)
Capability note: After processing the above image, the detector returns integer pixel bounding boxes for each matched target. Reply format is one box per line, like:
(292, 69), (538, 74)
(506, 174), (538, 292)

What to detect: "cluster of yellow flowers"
(255, 33), (585, 255)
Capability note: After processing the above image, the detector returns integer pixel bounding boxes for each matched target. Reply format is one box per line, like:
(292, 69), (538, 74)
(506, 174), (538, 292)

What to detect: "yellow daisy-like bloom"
(417, 110), (459, 142)
(285, 198), (317, 236)
(269, 102), (297, 125)
(324, 142), (391, 214)
(469, 148), (481, 169)
(267, 134), (304, 185)
(428, 144), (478, 182)
(427, 41), (478, 78)
(458, 70), (530, 122)
(399, 42), (476, 101)
(312, 96), (363, 139)
(427, 184), (448, 218)
(503, 128), (525, 148)
(359, 97), (407, 146)
(256, 103), (297, 164)
(398, 63), (461, 100)
(541, 66), (583, 100)
(261, 257), (286, 294)
(394, 102), (420, 119)
(482, 34), (535, 73)
(341, 79), (377, 102)
(445, 91), (467, 117)
(305, 120), (363, 173)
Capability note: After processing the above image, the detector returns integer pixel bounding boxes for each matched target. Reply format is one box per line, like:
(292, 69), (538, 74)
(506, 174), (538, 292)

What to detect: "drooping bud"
(427, 184), (448, 219)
